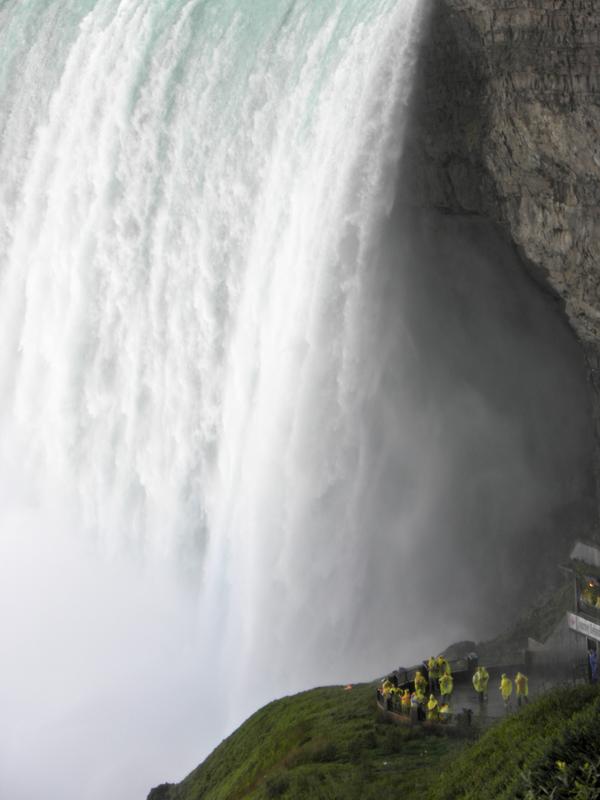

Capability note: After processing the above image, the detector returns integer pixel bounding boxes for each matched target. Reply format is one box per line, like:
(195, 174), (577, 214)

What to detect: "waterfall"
(1, 2), (594, 798)
(0, 2), (428, 799)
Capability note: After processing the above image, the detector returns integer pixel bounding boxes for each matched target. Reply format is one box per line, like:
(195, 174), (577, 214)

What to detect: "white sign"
(567, 612), (600, 641)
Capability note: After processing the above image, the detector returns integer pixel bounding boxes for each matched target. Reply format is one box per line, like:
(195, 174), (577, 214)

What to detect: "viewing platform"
(376, 540), (600, 730)
(376, 655), (528, 729)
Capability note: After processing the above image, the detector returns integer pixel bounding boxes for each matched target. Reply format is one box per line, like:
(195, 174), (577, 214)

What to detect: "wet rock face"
(402, 0), (600, 483)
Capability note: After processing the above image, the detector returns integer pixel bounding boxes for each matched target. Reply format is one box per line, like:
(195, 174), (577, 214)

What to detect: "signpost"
(567, 612), (600, 642)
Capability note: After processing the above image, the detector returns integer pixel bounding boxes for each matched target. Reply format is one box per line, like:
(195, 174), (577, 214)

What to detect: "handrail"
(375, 692), (491, 729)
(398, 652), (527, 687)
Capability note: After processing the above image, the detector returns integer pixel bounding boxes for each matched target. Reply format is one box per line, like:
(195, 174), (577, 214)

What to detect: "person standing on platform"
(500, 673), (513, 713)
(426, 694), (439, 722)
(440, 670), (453, 706)
(589, 649), (598, 684)
(472, 666), (489, 705)
(414, 670), (427, 696)
(415, 688), (426, 721)
(437, 655), (450, 679)
(515, 672), (529, 706)
(410, 691), (419, 724)
(428, 656), (439, 694)
(439, 702), (451, 723)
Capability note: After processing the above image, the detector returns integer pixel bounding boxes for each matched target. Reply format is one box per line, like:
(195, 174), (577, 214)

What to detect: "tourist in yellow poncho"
(428, 656), (440, 693)
(426, 694), (439, 722)
(414, 670), (427, 695)
(437, 655), (451, 676)
(515, 672), (529, 707)
(500, 673), (513, 711)
(472, 666), (489, 704)
(401, 688), (411, 715)
(440, 671), (454, 704)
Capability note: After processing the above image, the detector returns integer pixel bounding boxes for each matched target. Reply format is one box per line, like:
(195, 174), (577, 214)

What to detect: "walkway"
(377, 660), (561, 729)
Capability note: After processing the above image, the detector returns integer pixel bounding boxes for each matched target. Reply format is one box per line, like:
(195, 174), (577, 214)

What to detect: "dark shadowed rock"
(402, 0), (600, 501)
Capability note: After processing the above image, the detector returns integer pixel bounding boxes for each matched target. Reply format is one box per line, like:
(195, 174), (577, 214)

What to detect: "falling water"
(0, 2), (428, 798)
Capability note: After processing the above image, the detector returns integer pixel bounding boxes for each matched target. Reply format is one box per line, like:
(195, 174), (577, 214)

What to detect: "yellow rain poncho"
(515, 672), (529, 697)
(440, 673), (453, 697)
(500, 674), (513, 701)
(473, 667), (489, 693)
(401, 689), (411, 714)
(426, 694), (439, 721)
(414, 671), (427, 695)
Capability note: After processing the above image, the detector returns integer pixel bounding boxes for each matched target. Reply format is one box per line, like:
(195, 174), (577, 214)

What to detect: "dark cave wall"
(401, 0), (600, 515)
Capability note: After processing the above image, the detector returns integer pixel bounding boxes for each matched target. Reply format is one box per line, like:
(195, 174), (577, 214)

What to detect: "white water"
(0, 2), (430, 798)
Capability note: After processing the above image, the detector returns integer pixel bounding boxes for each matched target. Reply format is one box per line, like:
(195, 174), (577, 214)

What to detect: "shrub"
(518, 695), (600, 799)
(310, 742), (338, 763)
(381, 727), (408, 755)
(265, 772), (290, 798)
(522, 756), (600, 799)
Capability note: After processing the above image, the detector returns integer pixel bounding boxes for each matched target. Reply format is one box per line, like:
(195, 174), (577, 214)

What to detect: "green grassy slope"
(149, 684), (600, 800)
(149, 579), (598, 800)
(148, 683), (465, 800)
(427, 685), (600, 799)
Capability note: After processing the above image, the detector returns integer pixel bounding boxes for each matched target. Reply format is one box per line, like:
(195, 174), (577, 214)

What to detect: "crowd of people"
(377, 655), (530, 724)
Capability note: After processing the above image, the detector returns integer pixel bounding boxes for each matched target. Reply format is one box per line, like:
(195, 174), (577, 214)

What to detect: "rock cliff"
(401, 0), (600, 500)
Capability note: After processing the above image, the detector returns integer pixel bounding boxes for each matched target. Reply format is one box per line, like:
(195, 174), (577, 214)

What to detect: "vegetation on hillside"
(148, 580), (596, 800)
(148, 683), (464, 800)
(148, 683), (600, 800)
(428, 685), (600, 800)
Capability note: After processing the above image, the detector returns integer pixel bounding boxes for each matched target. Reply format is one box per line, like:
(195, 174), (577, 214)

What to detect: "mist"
(0, 497), (222, 799)
(366, 206), (593, 635)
